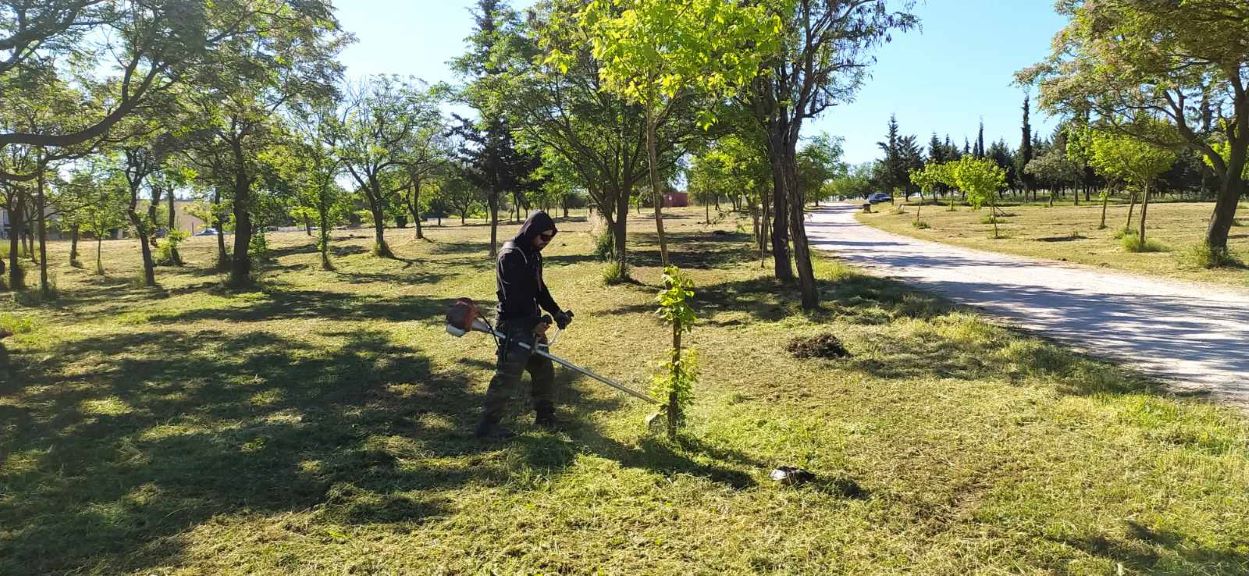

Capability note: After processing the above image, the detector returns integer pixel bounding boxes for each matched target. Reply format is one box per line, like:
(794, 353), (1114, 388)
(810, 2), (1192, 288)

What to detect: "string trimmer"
(445, 298), (665, 430)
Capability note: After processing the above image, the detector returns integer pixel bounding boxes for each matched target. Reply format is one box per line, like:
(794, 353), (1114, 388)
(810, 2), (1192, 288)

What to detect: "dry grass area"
(859, 200), (1249, 289)
(1, 207), (1247, 574)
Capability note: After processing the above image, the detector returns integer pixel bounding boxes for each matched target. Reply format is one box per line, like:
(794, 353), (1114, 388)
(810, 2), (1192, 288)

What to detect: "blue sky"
(335, 0), (1067, 165)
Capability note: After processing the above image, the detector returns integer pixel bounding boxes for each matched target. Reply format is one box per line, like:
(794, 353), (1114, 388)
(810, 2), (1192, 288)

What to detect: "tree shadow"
(147, 290), (449, 325)
(1056, 520), (1248, 574)
(0, 326), (497, 574)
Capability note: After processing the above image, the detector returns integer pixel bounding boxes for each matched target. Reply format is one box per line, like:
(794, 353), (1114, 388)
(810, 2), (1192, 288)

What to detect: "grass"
(2, 208), (1248, 574)
(859, 200), (1249, 288)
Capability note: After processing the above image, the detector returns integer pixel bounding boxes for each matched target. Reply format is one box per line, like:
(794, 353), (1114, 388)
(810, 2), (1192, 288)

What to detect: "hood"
(512, 211), (557, 248)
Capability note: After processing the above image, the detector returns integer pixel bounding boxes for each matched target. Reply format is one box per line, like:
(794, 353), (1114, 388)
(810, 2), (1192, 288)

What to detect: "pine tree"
(975, 120), (985, 158)
(1018, 95), (1035, 198)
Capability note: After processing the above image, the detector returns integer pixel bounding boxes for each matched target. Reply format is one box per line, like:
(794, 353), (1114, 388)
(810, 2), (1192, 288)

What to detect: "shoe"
(534, 410), (565, 431)
(474, 420), (516, 440)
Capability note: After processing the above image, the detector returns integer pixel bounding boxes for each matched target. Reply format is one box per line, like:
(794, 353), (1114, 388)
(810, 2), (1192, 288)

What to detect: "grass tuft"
(1120, 233), (1167, 253)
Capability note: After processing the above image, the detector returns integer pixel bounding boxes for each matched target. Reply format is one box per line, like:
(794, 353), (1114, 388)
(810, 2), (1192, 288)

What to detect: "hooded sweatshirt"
(495, 211), (561, 323)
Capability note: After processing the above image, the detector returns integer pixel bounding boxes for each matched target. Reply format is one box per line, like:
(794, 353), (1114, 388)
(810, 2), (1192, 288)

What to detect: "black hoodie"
(495, 211), (561, 323)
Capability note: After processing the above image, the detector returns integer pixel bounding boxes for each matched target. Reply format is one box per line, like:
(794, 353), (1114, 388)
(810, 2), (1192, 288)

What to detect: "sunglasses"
(538, 232), (556, 241)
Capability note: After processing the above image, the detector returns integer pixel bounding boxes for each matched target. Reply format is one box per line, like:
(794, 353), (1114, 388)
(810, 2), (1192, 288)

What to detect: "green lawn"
(2, 209), (1247, 574)
(858, 200), (1249, 289)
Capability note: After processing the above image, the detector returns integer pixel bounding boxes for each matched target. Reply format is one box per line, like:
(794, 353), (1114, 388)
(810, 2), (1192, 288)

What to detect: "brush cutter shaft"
(486, 328), (658, 404)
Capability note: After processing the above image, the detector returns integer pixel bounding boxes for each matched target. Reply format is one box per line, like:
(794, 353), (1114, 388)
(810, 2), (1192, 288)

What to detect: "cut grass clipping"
(787, 333), (851, 359)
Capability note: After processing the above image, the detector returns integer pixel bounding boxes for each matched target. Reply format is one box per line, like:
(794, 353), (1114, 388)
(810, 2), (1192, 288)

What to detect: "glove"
(554, 310), (574, 330)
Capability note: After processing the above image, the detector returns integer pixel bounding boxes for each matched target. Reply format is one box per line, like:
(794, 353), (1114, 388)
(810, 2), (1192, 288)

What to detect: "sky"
(334, 0), (1068, 166)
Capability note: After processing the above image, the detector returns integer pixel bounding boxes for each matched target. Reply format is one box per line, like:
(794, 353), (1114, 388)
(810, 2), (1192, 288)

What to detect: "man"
(475, 211), (573, 439)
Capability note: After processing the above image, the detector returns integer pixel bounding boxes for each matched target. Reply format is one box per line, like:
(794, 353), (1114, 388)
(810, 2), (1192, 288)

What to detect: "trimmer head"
(445, 297), (491, 337)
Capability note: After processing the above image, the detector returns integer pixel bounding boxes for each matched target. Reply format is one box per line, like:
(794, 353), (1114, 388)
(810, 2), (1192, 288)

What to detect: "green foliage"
(1120, 232), (1167, 253)
(653, 265), (697, 437)
(0, 313), (36, 336)
(796, 133), (846, 201)
(593, 231), (615, 262)
(829, 163), (876, 199)
(601, 261), (630, 284)
(1182, 243), (1242, 269)
(156, 229), (189, 266)
(950, 157), (1007, 210)
(650, 348), (697, 423)
(1089, 131), (1177, 190)
(656, 266), (697, 331)
(249, 230), (270, 262)
(580, 0), (780, 118)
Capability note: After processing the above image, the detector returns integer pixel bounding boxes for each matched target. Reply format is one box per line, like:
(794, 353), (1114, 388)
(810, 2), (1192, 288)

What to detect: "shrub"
(1181, 243), (1242, 269)
(156, 230), (188, 266)
(911, 220), (930, 229)
(593, 231), (614, 261)
(1120, 233), (1166, 253)
(602, 261), (630, 285)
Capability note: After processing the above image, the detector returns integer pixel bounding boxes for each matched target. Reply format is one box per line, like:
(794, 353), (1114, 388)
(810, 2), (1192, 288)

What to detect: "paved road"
(806, 203), (1249, 407)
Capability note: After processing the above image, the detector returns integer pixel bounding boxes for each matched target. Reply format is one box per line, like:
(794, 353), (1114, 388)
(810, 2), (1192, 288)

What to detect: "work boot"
(474, 418), (516, 440)
(534, 403), (564, 431)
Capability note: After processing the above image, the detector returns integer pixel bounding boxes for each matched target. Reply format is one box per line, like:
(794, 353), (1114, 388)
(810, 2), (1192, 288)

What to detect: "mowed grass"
(1, 208), (1247, 575)
(859, 200), (1249, 288)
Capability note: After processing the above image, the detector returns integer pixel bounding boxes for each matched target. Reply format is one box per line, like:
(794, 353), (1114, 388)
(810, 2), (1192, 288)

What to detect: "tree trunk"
(304, 216), (313, 236)
(130, 210), (156, 287)
(412, 181), (424, 240)
(645, 107), (670, 266)
(767, 126), (793, 282)
(1138, 181), (1150, 244)
(36, 168), (50, 295)
(371, 205), (390, 257)
(613, 188), (630, 273)
(228, 142), (253, 288)
(783, 142), (819, 309)
(69, 224), (81, 267)
(127, 182), (157, 287)
(1099, 190), (1109, 229)
(1205, 138), (1247, 252)
(1125, 190), (1137, 232)
(318, 202), (332, 270)
(367, 178), (392, 258)
(96, 237), (105, 274)
(667, 323), (680, 440)
(7, 197), (22, 289)
(488, 189), (499, 258)
(212, 189), (229, 270)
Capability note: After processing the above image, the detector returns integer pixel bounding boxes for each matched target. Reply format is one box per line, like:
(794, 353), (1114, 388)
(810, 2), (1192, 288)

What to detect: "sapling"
(653, 265), (697, 439)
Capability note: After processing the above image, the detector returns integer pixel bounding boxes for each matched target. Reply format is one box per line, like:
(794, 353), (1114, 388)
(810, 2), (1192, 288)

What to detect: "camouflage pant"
(479, 321), (555, 423)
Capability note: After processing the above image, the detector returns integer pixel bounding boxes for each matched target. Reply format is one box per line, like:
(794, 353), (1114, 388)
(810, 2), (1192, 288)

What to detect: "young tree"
(181, 2), (348, 286)
(78, 173), (130, 275)
(505, 0), (697, 276)
(1025, 147), (1080, 207)
(909, 162), (949, 224)
(1089, 131), (1177, 246)
(338, 76), (431, 257)
(952, 156), (1007, 238)
(282, 100), (352, 269)
(746, 0), (915, 308)
(582, 0), (780, 267)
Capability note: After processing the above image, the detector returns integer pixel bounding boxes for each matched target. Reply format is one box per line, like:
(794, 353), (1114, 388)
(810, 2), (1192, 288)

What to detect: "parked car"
(867, 192), (892, 204)
(194, 228), (218, 236)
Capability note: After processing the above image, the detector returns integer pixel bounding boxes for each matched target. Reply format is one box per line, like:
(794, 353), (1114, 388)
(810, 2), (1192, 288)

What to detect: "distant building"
(663, 191), (689, 208)
(172, 200), (211, 234)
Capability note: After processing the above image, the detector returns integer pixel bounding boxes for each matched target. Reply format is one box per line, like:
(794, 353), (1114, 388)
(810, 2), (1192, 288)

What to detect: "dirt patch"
(787, 333), (851, 359)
